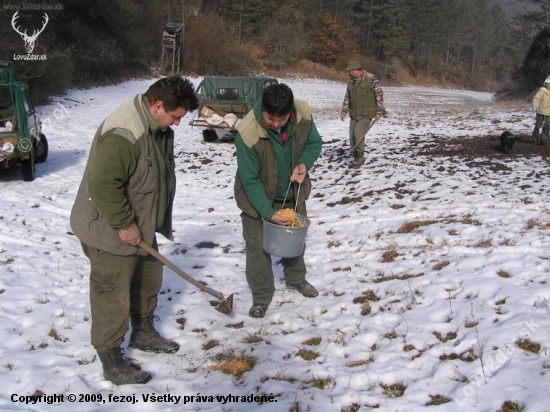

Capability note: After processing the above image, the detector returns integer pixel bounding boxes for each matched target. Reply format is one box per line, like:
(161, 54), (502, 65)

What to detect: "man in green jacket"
(234, 83), (322, 318)
(70, 77), (198, 385)
(340, 60), (385, 168)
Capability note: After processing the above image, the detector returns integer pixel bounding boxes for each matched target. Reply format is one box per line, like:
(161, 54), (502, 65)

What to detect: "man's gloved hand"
(533, 106), (538, 112)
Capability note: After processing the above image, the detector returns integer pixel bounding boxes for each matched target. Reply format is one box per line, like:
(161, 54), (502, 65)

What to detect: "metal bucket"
(262, 214), (310, 258)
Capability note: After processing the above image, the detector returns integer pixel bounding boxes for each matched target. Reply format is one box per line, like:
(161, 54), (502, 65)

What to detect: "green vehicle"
(0, 61), (48, 181)
(190, 76), (278, 142)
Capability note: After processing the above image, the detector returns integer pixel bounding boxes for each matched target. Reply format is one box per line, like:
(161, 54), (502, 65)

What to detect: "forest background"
(1, 0), (550, 103)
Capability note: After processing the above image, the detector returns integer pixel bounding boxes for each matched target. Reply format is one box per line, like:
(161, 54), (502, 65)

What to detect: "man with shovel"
(234, 83), (322, 318)
(70, 77), (199, 385)
(340, 60), (385, 168)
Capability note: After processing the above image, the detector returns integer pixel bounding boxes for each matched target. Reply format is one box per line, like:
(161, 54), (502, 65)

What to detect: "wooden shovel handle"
(351, 117), (377, 152)
(139, 240), (224, 301)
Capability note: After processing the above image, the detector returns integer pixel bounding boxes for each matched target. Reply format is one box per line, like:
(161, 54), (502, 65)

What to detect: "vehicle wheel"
(203, 129), (218, 143)
(21, 147), (36, 182)
(35, 133), (49, 163)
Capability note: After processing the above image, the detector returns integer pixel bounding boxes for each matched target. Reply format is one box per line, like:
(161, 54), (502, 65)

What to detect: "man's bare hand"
(270, 213), (291, 226)
(290, 163), (307, 184)
(118, 222), (141, 246)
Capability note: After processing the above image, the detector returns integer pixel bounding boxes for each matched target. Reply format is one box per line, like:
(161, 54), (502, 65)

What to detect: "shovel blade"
(211, 294), (234, 316)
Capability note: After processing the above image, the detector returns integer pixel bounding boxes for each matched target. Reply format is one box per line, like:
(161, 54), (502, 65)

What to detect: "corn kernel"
(276, 208), (303, 227)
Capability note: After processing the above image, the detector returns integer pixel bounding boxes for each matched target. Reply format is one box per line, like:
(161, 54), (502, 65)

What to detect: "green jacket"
(70, 95), (175, 256)
(234, 98), (322, 220)
(347, 71), (377, 120)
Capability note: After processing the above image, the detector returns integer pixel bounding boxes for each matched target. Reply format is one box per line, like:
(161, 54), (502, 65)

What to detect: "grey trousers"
(241, 201), (307, 305)
(349, 118), (372, 155)
(81, 241), (162, 351)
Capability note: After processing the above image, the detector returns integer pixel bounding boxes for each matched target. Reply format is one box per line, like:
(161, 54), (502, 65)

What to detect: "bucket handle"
(282, 181), (301, 212)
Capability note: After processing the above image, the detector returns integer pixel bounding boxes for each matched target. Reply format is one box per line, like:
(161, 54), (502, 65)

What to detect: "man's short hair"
(261, 83), (294, 116)
(145, 76), (199, 112)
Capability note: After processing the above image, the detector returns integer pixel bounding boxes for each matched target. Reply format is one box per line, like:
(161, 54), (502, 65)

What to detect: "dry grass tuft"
(297, 348), (320, 361)
(515, 339), (540, 354)
(176, 317), (186, 330)
(382, 331), (398, 340)
(300, 376), (335, 390)
(497, 269), (510, 278)
(403, 344), (416, 352)
(432, 260), (449, 271)
(225, 321), (244, 329)
(345, 355), (375, 367)
(360, 302), (372, 316)
(302, 337), (322, 346)
(464, 318), (479, 328)
(209, 350), (256, 378)
(396, 220), (437, 233)
(439, 348), (477, 362)
(262, 374), (297, 383)
(497, 400), (524, 412)
(426, 394), (451, 405)
(433, 331), (457, 342)
(475, 238), (493, 248)
(380, 382), (407, 398)
(327, 240), (342, 248)
(48, 328), (67, 342)
(242, 334), (263, 344)
(461, 215), (481, 226)
(381, 250), (399, 262)
(362, 289), (380, 301)
(341, 403), (361, 412)
(372, 272), (424, 283)
(202, 340), (220, 350)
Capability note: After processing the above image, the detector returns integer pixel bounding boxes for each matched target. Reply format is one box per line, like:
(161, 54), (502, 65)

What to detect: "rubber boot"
(97, 347), (152, 385)
(129, 315), (179, 354)
(351, 152), (365, 168)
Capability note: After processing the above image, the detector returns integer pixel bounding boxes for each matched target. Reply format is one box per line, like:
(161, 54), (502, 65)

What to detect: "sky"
(0, 77), (549, 412)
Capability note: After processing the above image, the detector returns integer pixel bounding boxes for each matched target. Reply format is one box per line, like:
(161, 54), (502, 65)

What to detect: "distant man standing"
(532, 75), (550, 145)
(70, 77), (198, 385)
(340, 60), (385, 168)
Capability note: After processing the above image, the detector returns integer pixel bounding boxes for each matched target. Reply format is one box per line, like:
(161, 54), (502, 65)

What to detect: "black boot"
(97, 347), (152, 385)
(129, 315), (179, 354)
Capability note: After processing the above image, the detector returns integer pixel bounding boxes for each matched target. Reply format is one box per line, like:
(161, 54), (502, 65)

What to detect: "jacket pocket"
(131, 156), (155, 194)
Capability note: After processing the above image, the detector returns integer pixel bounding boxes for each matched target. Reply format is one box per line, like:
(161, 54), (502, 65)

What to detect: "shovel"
(139, 240), (233, 316)
(351, 117), (378, 152)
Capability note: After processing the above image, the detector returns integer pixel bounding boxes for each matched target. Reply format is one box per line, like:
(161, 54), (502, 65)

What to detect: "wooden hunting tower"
(160, 22), (184, 75)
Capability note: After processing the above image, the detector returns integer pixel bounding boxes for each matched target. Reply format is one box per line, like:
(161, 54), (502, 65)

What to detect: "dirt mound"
(415, 133), (550, 160)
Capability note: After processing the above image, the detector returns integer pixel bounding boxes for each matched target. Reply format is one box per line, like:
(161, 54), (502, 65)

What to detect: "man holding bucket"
(234, 83), (322, 318)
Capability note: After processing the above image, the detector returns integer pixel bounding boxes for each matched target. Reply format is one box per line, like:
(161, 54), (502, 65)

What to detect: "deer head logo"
(11, 11), (49, 54)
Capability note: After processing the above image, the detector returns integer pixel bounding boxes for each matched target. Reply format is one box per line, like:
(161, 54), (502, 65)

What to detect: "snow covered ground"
(0, 76), (548, 412)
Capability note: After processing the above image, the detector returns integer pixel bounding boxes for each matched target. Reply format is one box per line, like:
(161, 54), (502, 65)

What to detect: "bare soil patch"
(415, 133), (550, 159)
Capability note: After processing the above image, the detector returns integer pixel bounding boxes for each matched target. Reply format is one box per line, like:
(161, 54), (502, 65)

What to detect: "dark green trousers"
(81, 241), (162, 352)
(241, 201), (307, 305)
